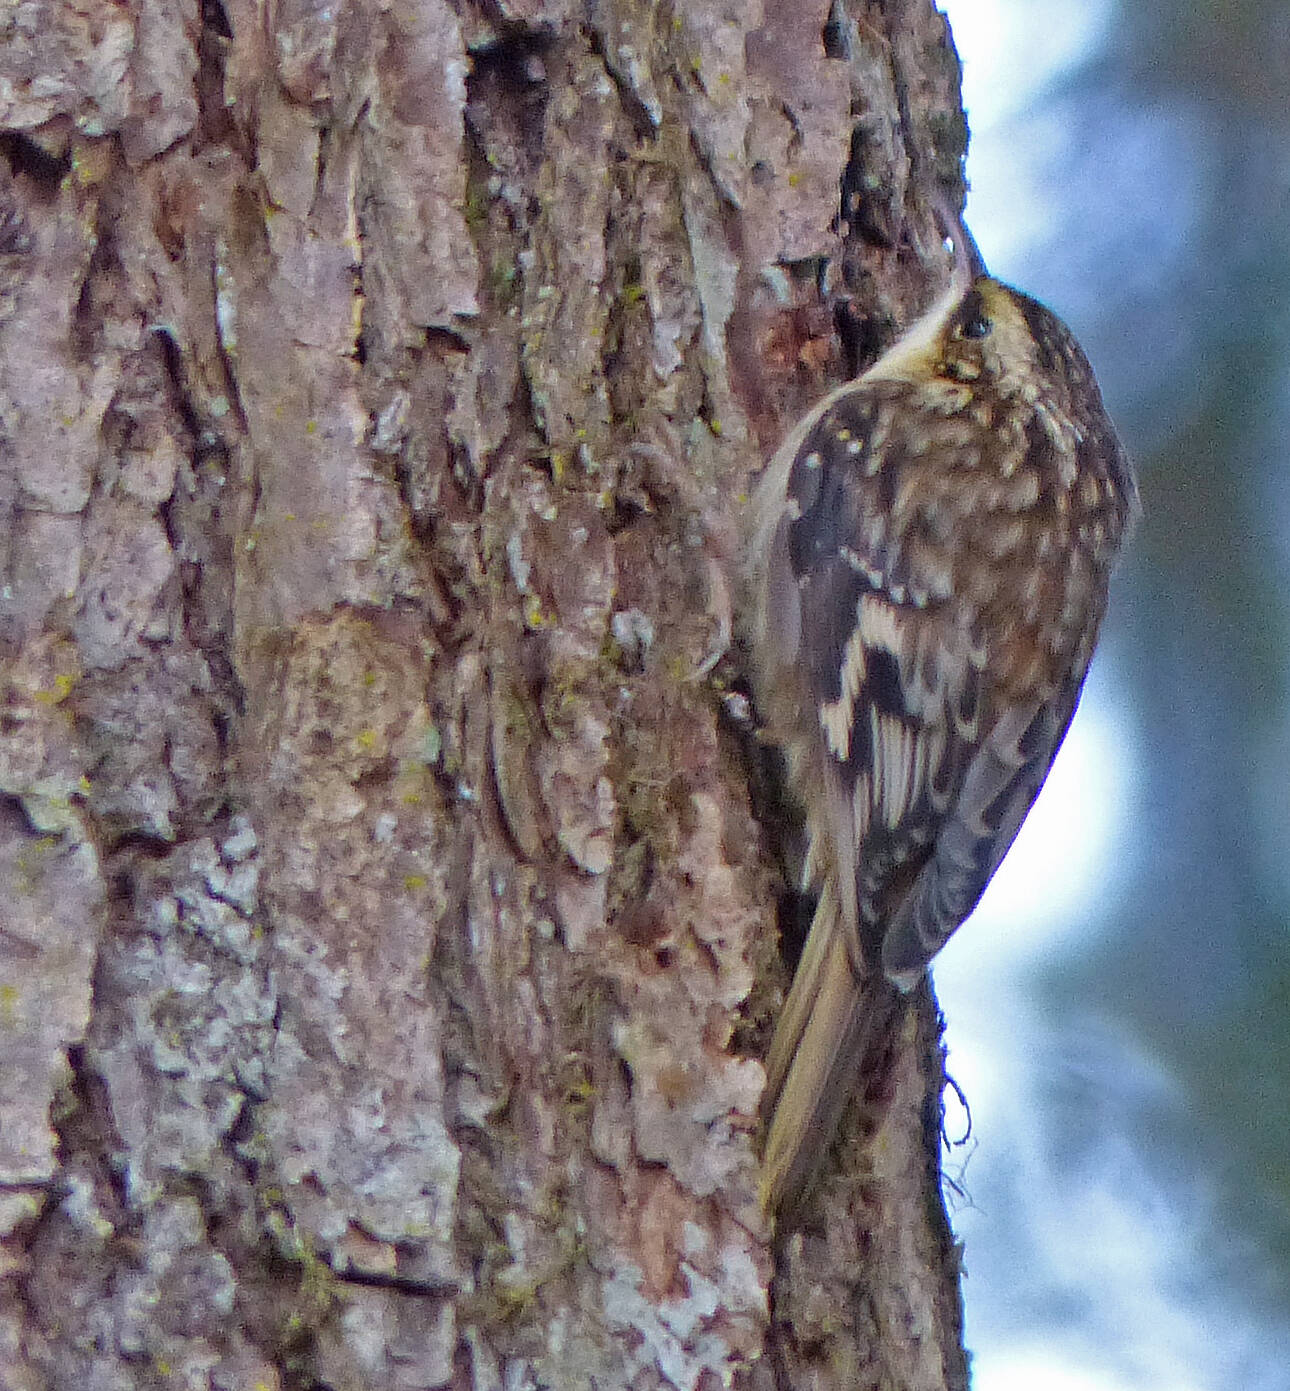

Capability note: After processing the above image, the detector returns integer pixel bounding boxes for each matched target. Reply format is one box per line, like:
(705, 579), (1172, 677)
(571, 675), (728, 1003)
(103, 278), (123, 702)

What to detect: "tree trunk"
(0, 0), (971, 1386)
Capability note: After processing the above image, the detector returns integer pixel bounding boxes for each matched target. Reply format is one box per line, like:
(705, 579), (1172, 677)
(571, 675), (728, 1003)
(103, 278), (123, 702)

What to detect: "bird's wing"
(761, 375), (988, 966)
(879, 676), (1083, 985)
(764, 370), (1101, 978)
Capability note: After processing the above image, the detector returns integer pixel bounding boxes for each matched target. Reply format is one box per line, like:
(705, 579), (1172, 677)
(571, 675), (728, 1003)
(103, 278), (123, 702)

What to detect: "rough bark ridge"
(0, 0), (970, 1386)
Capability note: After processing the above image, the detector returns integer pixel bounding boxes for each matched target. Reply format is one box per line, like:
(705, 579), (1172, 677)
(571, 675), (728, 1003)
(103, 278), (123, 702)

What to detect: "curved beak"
(933, 191), (989, 286)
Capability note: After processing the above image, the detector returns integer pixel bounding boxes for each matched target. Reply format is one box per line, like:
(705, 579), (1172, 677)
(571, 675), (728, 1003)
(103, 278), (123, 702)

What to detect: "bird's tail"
(760, 879), (905, 1220)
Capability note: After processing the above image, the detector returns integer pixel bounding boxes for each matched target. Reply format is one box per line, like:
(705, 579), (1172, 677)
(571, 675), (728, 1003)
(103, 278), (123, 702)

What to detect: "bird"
(751, 211), (1139, 1219)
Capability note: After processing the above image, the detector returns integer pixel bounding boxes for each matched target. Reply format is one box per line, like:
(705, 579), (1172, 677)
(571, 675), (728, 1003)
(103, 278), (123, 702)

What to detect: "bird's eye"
(951, 289), (993, 341)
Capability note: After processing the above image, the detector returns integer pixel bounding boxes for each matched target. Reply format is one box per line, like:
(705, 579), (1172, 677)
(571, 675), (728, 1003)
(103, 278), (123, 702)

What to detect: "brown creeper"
(752, 231), (1138, 1217)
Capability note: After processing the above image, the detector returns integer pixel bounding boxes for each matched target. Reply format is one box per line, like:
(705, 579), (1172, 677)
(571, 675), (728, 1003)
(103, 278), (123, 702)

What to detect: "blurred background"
(930, 2), (1290, 1388)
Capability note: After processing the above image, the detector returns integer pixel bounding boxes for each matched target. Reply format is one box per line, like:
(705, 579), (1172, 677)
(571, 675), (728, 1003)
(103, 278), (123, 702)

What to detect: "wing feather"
(880, 681), (1082, 986)
(761, 375), (1093, 980)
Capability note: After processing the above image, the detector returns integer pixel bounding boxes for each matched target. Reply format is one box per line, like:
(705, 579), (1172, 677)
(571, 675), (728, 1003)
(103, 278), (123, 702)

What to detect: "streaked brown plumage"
(753, 251), (1138, 1218)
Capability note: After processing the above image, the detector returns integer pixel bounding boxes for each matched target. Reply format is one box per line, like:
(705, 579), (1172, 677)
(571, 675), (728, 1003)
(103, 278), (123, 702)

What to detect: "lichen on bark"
(0, 1), (970, 1387)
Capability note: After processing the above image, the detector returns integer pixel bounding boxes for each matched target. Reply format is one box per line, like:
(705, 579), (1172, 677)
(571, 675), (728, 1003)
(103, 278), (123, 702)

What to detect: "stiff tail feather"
(760, 881), (905, 1219)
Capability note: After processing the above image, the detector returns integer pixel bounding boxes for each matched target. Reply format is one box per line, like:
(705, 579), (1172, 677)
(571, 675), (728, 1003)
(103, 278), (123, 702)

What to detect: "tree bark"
(0, 0), (970, 1386)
